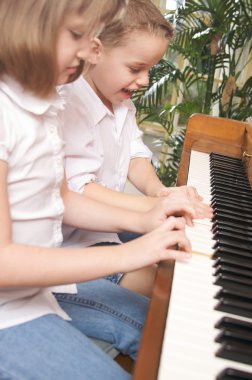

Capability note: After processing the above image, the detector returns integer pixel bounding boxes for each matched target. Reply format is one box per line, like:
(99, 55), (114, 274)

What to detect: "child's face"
(56, 13), (92, 85)
(88, 31), (168, 108)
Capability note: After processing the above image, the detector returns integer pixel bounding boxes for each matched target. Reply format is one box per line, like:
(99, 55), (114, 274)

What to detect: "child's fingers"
(165, 248), (192, 261)
(158, 222), (192, 252)
(193, 200), (213, 219)
(160, 216), (186, 231)
(164, 203), (196, 225)
(186, 186), (203, 200)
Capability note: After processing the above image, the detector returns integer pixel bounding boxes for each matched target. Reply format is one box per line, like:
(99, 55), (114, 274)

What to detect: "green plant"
(133, 0), (252, 186)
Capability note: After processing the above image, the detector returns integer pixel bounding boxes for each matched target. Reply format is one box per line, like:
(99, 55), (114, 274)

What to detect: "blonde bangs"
(0, 0), (128, 97)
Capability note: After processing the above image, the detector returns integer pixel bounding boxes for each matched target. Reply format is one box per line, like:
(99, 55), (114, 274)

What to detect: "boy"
(62, 0), (212, 296)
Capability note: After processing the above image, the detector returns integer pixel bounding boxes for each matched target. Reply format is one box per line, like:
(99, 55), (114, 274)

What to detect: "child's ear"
(88, 37), (102, 65)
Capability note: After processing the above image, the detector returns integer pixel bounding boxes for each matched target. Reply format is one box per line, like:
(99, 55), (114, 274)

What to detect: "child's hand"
(157, 185), (203, 201)
(167, 190), (213, 220)
(143, 191), (212, 231)
(119, 216), (191, 271)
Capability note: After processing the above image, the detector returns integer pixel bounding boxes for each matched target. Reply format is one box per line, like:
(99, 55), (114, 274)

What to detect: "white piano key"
(157, 151), (252, 380)
(158, 255), (252, 380)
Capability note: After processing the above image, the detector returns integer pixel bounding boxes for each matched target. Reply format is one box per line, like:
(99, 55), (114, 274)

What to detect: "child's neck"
(84, 74), (114, 114)
(102, 98), (113, 113)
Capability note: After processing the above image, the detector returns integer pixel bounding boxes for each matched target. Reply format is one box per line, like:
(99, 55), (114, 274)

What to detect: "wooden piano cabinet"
(244, 121), (252, 185)
(132, 114), (250, 380)
(132, 260), (175, 380)
(177, 114), (248, 187)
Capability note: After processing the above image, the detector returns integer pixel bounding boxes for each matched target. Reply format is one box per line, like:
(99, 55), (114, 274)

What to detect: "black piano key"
(213, 256), (252, 270)
(215, 329), (252, 345)
(210, 159), (245, 168)
(211, 204), (252, 219)
(212, 245), (252, 260)
(214, 273), (252, 292)
(210, 153), (245, 164)
(214, 288), (252, 315)
(212, 220), (252, 234)
(212, 224), (252, 240)
(212, 212), (252, 228)
(212, 194), (252, 208)
(211, 158), (244, 166)
(216, 367), (252, 380)
(211, 177), (252, 191)
(215, 316), (252, 333)
(211, 200), (252, 214)
(212, 188), (252, 202)
(212, 185), (252, 199)
(210, 164), (247, 174)
(210, 152), (244, 161)
(215, 298), (252, 319)
(214, 288), (252, 304)
(216, 342), (252, 365)
(214, 265), (252, 279)
(213, 238), (252, 253)
(211, 172), (249, 183)
(213, 208), (252, 223)
(211, 168), (250, 180)
(210, 162), (245, 171)
(213, 230), (252, 243)
(209, 153), (252, 368)
(210, 152), (243, 160)
(211, 169), (246, 179)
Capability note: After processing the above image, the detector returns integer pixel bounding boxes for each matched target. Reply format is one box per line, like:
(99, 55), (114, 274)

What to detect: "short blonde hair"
(0, 0), (127, 97)
(98, 0), (174, 49)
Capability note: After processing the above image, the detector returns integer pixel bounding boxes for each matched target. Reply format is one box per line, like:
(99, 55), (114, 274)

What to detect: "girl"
(0, 1), (191, 379)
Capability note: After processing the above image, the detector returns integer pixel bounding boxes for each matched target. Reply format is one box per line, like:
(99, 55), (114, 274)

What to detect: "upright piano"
(132, 114), (252, 380)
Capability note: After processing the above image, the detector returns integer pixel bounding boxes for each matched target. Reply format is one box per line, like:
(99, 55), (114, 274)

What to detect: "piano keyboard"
(157, 150), (252, 380)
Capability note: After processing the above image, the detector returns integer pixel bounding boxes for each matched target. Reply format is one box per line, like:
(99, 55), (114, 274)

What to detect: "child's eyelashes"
(129, 67), (141, 74)
(70, 30), (83, 40)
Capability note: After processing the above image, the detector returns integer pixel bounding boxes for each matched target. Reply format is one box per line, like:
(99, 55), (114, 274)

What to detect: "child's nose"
(77, 46), (90, 61)
(136, 72), (149, 87)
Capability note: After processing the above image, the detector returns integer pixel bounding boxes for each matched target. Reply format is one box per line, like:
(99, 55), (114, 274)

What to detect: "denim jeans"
(118, 232), (142, 243)
(0, 279), (149, 380)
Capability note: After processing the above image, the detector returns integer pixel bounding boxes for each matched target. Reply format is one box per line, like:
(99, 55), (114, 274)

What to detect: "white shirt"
(0, 76), (71, 329)
(61, 76), (152, 247)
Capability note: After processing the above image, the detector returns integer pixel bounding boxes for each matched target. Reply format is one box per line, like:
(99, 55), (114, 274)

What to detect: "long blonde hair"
(0, 0), (127, 97)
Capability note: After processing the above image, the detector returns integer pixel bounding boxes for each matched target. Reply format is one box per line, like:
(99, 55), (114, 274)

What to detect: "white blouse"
(0, 76), (70, 329)
(61, 76), (152, 248)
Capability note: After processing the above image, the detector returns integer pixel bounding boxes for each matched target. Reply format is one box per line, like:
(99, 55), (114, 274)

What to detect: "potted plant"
(133, 0), (252, 186)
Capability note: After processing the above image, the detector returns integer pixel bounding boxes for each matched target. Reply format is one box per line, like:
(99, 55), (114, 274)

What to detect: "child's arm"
(61, 177), (198, 231)
(128, 157), (165, 196)
(0, 162), (191, 288)
(83, 181), (157, 212)
(128, 157), (202, 200)
(63, 178), (212, 225)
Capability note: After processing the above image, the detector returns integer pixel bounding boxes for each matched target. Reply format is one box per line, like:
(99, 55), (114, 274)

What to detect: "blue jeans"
(0, 279), (149, 380)
(118, 232), (142, 243)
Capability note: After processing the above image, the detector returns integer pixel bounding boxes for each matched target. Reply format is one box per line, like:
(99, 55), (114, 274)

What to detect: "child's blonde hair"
(0, 0), (127, 97)
(98, 0), (174, 49)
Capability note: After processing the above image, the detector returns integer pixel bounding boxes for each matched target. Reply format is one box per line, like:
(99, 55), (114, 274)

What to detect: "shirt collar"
(79, 76), (135, 126)
(0, 75), (65, 115)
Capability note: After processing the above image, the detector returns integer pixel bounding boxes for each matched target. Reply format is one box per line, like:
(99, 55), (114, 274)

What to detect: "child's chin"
(121, 92), (132, 100)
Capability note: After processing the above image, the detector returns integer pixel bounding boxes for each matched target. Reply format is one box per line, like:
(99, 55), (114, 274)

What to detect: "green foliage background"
(133, 0), (252, 186)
